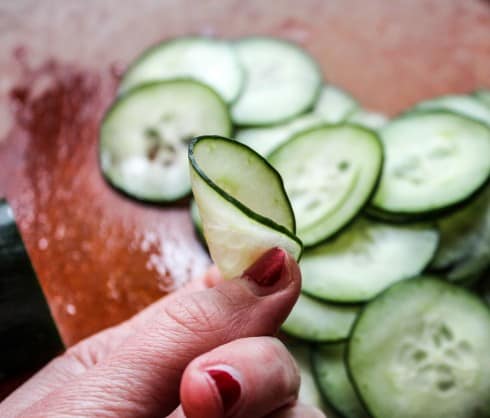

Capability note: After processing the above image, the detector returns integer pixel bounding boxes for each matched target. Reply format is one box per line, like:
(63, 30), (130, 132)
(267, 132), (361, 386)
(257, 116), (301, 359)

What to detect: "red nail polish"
(208, 368), (241, 413)
(243, 247), (286, 287)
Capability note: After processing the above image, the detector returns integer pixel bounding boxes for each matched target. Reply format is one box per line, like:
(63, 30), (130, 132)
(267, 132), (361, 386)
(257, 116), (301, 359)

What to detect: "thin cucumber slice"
(474, 89), (490, 108)
(231, 37), (322, 126)
(285, 343), (330, 413)
(348, 110), (388, 129)
(415, 94), (490, 125)
(314, 85), (359, 123)
(431, 186), (490, 283)
(189, 136), (302, 279)
(312, 344), (369, 418)
(269, 125), (383, 246)
(372, 110), (490, 216)
(301, 218), (439, 303)
(119, 37), (244, 103)
(235, 113), (323, 157)
(190, 199), (206, 246)
(100, 79), (231, 202)
(0, 199), (64, 379)
(282, 293), (360, 342)
(348, 278), (490, 418)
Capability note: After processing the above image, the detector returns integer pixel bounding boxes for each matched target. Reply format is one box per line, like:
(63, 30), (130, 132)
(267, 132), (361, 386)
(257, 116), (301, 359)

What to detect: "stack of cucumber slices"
(100, 35), (490, 418)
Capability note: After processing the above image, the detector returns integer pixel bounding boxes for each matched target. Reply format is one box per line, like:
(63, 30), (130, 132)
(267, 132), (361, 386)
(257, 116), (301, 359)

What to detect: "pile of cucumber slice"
(100, 34), (490, 418)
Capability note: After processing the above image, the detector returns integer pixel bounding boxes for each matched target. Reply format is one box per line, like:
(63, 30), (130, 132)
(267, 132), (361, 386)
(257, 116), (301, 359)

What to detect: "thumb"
(24, 248), (301, 418)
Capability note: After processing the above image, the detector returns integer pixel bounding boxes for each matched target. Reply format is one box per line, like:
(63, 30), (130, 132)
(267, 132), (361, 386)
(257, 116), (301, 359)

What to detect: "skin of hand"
(0, 248), (326, 418)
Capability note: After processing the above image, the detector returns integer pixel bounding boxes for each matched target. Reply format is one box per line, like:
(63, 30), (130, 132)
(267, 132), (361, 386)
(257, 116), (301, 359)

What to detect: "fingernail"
(243, 247), (287, 287)
(207, 367), (241, 413)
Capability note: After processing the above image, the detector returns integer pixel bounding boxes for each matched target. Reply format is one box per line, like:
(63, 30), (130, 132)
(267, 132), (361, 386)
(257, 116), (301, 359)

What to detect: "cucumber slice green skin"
(281, 293), (360, 343)
(312, 343), (369, 418)
(190, 199), (207, 250)
(189, 136), (302, 280)
(300, 218), (439, 303)
(119, 36), (245, 103)
(100, 79), (232, 203)
(0, 200), (64, 379)
(269, 124), (383, 247)
(347, 277), (490, 418)
(372, 109), (490, 218)
(231, 36), (323, 126)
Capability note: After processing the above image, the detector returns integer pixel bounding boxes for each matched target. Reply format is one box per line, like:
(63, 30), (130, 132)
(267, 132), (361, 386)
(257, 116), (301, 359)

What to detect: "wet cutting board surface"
(0, 0), (489, 348)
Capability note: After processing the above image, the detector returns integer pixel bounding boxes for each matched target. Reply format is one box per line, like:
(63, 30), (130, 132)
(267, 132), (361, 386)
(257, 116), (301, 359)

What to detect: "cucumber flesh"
(312, 344), (369, 418)
(282, 293), (360, 342)
(236, 113), (323, 157)
(301, 218), (439, 303)
(231, 37), (322, 126)
(100, 80), (231, 202)
(415, 94), (490, 126)
(0, 200), (64, 379)
(269, 125), (383, 246)
(348, 110), (388, 129)
(474, 89), (490, 108)
(314, 85), (359, 123)
(348, 278), (490, 418)
(119, 37), (244, 103)
(373, 110), (490, 215)
(189, 136), (302, 279)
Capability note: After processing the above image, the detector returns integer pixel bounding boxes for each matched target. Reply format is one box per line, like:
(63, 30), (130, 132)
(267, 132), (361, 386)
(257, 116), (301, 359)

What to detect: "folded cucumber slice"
(231, 37), (322, 126)
(314, 85), (359, 123)
(474, 89), (490, 108)
(119, 37), (244, 103)
(415, 94), (490, 125)
(100, 80), (231, 202)
(269, 125), (383, 246)
(282, 293), (360, 342)
(236, 113), (323, 157)
(190, 199), (206, 247)
(312, 343), (369, 418)
(189, 136), (302, 279)
(0, 200), (64, 379)
(431, 186), (489, 283)
(348, 278), (490, 418)
(301, 218), (439, 303)
(372, 110), (490, 217)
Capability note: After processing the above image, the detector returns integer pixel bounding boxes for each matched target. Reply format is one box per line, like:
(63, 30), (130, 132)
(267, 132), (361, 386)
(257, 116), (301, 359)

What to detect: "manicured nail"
(243, 247), (286, 287)
(207, 367), (241, 413)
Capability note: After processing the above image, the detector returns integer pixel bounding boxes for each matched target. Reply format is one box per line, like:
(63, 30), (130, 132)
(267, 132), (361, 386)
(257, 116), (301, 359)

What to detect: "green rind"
(347, 277), (490, 418)
(99, 79), (232, 203)
(188, 135), (303, 258)
(371, 109), (490, 218)
(231, 36), (323, 127)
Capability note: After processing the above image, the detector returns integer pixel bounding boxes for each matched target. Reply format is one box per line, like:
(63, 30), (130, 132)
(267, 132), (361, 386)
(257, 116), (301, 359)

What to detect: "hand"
(0, 248), (325, 418)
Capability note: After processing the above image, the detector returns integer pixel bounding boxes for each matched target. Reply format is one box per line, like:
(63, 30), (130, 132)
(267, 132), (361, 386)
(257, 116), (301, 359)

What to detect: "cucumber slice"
(348, 277), (490, 418)
(286, 343), (329, 413)
(474, 89), (490, 108)
(282, 293), (360, 342)
(301, 218), (439, 303)
(415, 94), (490, 125)
(269, 125), (383, 246)
(314, 85), (359, 123)
(236, 113), (323, 157)
(231, 37), (322, 126)
(372, 110), (490, 216)
(348, 110), (388, 129)
(100, 79), (231, 202)
(431, 186), (490, 283)
(190, 199), (206, 247)
(119, 37), (244, 103)
(312, 344), (369, 418)
(0, 199), (64, 379)
(189, 136), (302, 279)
